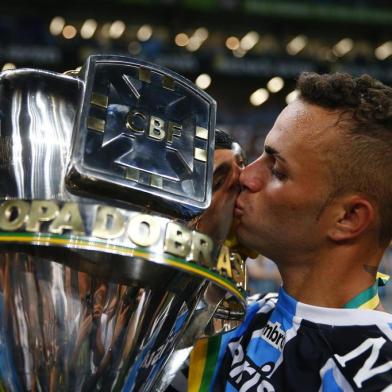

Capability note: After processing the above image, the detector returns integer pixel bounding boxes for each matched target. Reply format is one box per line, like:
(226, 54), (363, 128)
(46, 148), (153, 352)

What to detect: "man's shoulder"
(218, 302), (392, 391)
(318, 316), (392, 390)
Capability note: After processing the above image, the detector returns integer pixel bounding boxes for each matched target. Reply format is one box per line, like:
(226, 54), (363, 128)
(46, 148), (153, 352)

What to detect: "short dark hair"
(215, 128), (235, 150)
(297, 72), (392, 245)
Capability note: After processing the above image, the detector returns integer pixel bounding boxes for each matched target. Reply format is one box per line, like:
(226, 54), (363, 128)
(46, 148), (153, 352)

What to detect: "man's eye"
(212, 176), (225, 191)
(271, 167), (287, 181)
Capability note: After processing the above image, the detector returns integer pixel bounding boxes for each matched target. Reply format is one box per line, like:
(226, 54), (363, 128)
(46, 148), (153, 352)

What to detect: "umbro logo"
(261, 321), (285, 351)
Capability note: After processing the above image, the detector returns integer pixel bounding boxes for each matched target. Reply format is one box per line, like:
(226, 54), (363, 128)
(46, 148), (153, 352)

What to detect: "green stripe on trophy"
(0, 232), (245, 301)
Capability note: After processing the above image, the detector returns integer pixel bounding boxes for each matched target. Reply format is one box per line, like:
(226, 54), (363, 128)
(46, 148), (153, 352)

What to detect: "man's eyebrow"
(213, 162), (231, 176)
(264, 144), (287, 163)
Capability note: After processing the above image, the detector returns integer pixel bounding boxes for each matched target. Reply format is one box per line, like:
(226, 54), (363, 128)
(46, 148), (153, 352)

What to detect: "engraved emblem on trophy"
(0, 55), (246, 391)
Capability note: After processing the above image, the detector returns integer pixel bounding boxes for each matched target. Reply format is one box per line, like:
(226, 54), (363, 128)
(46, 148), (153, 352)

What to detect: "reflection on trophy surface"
(153, 130), (248, 391)
(0, 56), (246, 391)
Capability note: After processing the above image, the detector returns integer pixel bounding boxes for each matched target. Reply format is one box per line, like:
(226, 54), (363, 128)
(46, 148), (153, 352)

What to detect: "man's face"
(196, 145), (244, 245)
(235, 100), (340, 263)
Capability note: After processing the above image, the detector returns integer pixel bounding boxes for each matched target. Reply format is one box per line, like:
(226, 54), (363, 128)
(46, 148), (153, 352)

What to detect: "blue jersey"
(210, 288), (392, 391)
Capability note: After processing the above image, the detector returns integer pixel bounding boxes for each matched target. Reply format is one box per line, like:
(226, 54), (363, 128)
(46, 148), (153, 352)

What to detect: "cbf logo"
(126, 109), (182, 145)
(68, 55), (216, 216)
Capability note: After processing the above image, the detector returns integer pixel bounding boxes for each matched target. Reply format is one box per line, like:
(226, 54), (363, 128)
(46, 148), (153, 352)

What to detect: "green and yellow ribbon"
(343, 272), (390, 310)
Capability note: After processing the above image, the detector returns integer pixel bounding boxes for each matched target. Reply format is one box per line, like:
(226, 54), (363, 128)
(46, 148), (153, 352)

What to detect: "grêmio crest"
(67, 55), (216, 218)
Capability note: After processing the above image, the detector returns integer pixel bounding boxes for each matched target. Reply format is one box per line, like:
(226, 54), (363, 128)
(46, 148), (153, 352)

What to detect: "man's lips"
(234, 200), (244, 217)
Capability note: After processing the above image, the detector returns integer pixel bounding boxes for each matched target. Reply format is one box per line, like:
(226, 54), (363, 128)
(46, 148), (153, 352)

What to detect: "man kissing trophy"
(0, 56), (246, 391)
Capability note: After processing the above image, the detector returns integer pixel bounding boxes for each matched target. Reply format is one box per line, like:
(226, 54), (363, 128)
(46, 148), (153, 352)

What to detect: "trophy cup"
(0, 55), (246, 391)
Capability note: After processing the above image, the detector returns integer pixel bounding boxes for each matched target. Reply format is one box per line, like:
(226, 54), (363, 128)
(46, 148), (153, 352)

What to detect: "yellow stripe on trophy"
(0, 233), (244, 300)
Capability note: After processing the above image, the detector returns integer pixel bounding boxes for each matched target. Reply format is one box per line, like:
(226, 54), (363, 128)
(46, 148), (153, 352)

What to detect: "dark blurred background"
(1, 0), (392, 302)
(1, 0), (392, 161)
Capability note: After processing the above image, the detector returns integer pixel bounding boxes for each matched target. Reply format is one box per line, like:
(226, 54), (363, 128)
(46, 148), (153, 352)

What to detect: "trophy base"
(0, 250), (203, 391)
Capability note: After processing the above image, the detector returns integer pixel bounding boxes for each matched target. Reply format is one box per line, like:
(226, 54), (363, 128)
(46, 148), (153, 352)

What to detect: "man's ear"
(327, 195), (375, 242)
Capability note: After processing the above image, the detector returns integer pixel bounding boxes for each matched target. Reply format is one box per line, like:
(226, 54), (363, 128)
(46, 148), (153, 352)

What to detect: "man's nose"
(239, 159), (263, 192)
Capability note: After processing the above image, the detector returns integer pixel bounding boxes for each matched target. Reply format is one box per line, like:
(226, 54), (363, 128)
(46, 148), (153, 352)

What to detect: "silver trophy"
(0, 56), (246, 391)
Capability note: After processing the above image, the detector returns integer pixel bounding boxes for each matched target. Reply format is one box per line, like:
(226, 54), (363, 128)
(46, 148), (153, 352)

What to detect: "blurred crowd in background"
(1, 0), (391, 306)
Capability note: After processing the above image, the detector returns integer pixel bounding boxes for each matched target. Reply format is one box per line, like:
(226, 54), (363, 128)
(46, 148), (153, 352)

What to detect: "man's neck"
(277, 244), (385, 308)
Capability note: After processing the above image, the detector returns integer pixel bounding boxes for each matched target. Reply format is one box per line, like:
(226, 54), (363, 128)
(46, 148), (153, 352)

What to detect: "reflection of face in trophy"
(0, 56), (246, 391)
(188, 129), (247, 322)
(152, 132), (248, 391)
(193, 131), (245, 246)
(185, 132), (246, 318)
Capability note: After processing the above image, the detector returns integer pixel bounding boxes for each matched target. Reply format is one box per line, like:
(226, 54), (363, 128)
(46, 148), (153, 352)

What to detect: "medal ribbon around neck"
(343, 272), (389, 309)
